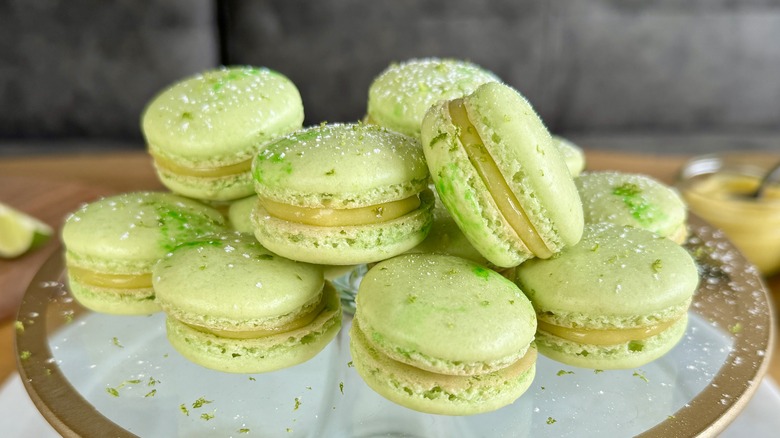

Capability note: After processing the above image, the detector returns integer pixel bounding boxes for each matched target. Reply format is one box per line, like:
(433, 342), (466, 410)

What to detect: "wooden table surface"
(1, 149), (778, 393)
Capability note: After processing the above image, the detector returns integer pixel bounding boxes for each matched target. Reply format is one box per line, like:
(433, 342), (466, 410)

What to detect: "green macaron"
(350, 253), (537, 415)
(420, 81), (584, 268)
(552, 135), (586, 177)
(514, 223), (699, 369)
(251, 122), (434, 265)
(62, 191), (227, 315)
(142, 66), (304, 201)
(367, 58), (500, 137)
(576, 171), (688, 243)
(153, 232), (341, 373)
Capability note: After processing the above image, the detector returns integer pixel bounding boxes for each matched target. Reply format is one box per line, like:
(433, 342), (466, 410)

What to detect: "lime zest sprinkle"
(106, 387), (120, 397)
(63, 311), (74, 323)
(144, 389), (157, 398)
(192, 397), (213, 409)
(249, 376), (256, 381)
(652, 259), (663, 273)
(180, 404), (189, 416)
(147, 377), (160, 386)
(547, 417), (557, 425)
(19, 350), (31, 360)
(633, 370), (649, 383)
(729, 323), (743, 334)
(239, 428), (250, 434)
(347, 361), (354, 368)
(200, 412), (215, 421)
(556, 370), (574, 376)
(339, 382), (344, 395)
(594, 369), (604, 374)
(15, 321), (24, 333)
(294, 397), (302, 411)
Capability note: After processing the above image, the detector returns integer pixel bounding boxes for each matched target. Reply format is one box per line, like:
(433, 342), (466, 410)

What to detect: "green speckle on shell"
(473, 266), (491, 279)
(611, 182), (664, 226)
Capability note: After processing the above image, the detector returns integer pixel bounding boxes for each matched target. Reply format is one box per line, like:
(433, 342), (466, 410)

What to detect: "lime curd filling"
(68, 266), (152, 289)
(151, 152), (252, 178)
(537, 316), (682, 346)
(186, 292), (327, 340)
(260, 194), (423, 227)
(447, 99), (553, 258)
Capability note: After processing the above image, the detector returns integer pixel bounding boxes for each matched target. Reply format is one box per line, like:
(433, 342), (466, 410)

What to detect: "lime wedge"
(0, 202), (53, 258)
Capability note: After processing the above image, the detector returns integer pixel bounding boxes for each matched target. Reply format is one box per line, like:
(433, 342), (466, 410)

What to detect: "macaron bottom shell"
(349, 319), (536, 416)
(535, 314), (688, 370)
(154, 165), (256, 202)
(251, 192), (434, 265)
(164, 283), (342, 373)
(68, 277), (160, 315)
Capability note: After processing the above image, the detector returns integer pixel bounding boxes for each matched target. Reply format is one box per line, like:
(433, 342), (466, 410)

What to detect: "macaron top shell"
(356, 254), (536, 374)
(142, 66), (304, 167)
(515, 223), (698, 328)
(62, 192), (226, 273)
(421, 82), (583, 266)
(153, 233), (325, 331)
(575, 171), (687, 240)
(252, 123), (430, 209)
(367, 58), (499, 137)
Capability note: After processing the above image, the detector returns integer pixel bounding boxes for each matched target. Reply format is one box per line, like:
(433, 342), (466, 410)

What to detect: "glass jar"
(678, 152), (780, 276)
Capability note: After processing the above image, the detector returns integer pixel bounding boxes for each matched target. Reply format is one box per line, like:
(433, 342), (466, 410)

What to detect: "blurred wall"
(1, 0), (778, 154)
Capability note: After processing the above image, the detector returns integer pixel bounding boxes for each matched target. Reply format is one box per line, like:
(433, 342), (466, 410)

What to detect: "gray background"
(1, 0), (778, 155)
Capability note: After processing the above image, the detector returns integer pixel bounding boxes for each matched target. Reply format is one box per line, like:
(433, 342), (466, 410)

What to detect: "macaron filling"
(68, 266), (153, 289)
(536, 314), (684, 346)
(182, 288), (328, 339)
(448, 99), (553, 259)
(151, 152), (252, 178)
(259, 193), (423, 227)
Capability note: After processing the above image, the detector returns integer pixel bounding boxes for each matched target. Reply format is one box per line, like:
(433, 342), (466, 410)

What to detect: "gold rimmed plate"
(15, 216), (775, 437)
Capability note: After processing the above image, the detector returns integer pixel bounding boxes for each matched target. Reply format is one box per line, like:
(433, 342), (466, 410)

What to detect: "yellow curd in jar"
(682, 172), (780, 275)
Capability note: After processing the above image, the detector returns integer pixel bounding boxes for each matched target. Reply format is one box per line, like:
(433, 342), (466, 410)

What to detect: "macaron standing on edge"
(350, 253), (537, 416)
(514, 223), (699, 369)
(367, 58), (500, 138)
(61, 192), (227, 315)
(153, 232), (341, 373)
(251, 122), (434, 265)
(142, 66), (304, 202)
(421, 81), (584, 268)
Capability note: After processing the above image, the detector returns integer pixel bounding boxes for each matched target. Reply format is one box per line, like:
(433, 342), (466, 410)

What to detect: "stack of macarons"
(58, 56), (703, 405)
